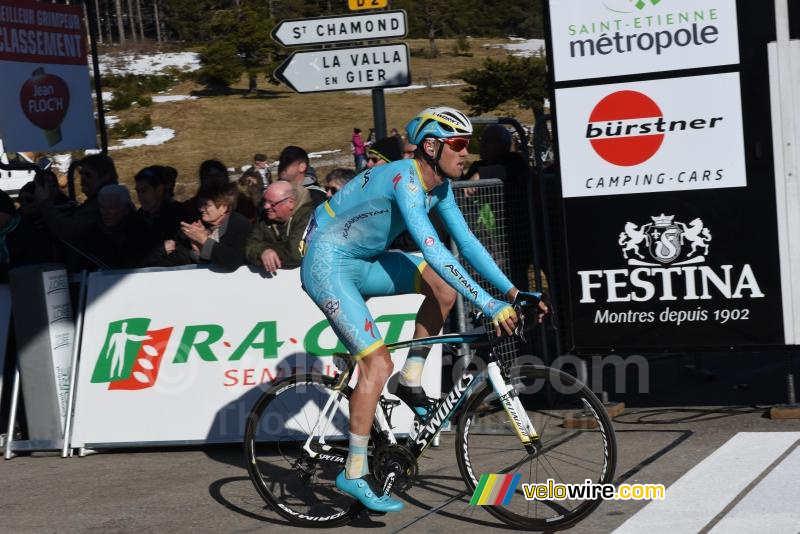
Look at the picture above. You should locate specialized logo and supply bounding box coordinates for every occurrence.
[364,319,376,338]
[619,213,711,266]
[392,173,402,190]
[587,90,723,167]
[91,319,174,390]
[469,474,522,505]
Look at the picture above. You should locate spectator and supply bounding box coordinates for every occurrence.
[6,173,67,269]
[180,183,251,271]
[84,184,136,269]
[351,128,367,171]
[464,124,528,184]
[0,190,19,282]
[402,142,416,160]
[390,127,404,147]
[277,145,326,206]
[242,153,272,188]
[37,153,117,249]
[245,180,314,272]
[323,168,356,198]
[238,172,264,213]
[366,136,403,168]
[130,165,193,267]
[182,159,257,223]
[366,127,376,147]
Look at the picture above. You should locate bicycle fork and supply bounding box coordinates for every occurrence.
[486,362,540,452]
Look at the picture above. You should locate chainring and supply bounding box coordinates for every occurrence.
[372,444,418,493]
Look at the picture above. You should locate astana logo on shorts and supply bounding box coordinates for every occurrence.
[91,318,174,390]
[618,213,711,267]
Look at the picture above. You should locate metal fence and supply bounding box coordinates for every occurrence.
[449,178,522,366]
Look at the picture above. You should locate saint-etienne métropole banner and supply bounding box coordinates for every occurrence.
[547,0,786,350]
[0,0,96,151]
[71,267,440,447]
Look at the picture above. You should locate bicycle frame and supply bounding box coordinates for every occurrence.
[301,330,541,468]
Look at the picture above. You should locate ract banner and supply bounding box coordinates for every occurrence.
[0,0,96,151]
[556,73,746,198]
[548,0,740,82]
[71,267,440,446]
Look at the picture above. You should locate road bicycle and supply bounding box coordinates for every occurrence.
[244,303,617,530]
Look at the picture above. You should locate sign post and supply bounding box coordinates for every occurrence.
[272,9,408,142]
[275,43,409,94]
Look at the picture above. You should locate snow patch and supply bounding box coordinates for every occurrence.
[151,95,198,103]
[99,52,201,76]
[308,149,341,159]
[484,38,546,57]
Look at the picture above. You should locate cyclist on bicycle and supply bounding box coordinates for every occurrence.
[300,106,547,512]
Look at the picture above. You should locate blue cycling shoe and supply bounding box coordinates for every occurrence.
[335,470,404,512]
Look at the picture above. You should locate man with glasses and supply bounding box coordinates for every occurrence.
[300,106,547,512]
[245,180,314,273]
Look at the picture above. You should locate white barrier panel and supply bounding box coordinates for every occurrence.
[71,266,440,447]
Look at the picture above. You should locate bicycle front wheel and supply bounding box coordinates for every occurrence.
[244,373,363,527]
[456,366,617,531]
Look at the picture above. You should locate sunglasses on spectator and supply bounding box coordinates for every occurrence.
[438,137,470,151]
[264,197,291,209]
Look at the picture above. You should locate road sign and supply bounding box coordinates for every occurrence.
[275,43,410,94]
[348,0,388,10]
[272,10,407,47]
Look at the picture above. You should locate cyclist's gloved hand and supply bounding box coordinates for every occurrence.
[512,290,549,323]
[484,299,517,337]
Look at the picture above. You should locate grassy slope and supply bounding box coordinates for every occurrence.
[105,38,534,200]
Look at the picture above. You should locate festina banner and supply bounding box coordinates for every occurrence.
[548,0,740,82]
[0,0,96,151]
[71,266,440,447]
[562,191,783,349]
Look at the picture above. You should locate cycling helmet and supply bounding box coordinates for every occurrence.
[405,107,473,145]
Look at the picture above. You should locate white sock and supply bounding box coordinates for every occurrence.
[345,432,369,479]
[398,346,432,387]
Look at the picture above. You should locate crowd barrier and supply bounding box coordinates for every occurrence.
[3,264,440,454]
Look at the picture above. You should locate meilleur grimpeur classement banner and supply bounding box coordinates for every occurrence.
[0,0,96,151]
[71,267,441,447]
[548,0,740,82]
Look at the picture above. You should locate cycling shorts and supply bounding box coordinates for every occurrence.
[301,238,427,360]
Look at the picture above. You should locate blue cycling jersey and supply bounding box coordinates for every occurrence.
[301,158,513,358]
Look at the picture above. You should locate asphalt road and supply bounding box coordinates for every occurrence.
[1,406,799,533]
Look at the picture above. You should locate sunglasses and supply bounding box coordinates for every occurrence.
[439,136,470,152]
[264,196,291,209]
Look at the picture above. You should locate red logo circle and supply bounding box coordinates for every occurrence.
[587,90,664,166]
[424,236,434,247]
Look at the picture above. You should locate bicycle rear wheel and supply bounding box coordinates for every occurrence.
[244,373,364,527]
[455,366,617,531]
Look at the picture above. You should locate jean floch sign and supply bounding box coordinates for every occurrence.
[556,73,746,198]
[548,0,740,82]
[0,0,96,151]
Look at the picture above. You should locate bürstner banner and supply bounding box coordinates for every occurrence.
[71,267,440,447]
[548,0,740,82]
[0,0,96,151]
[556,73,746,198]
